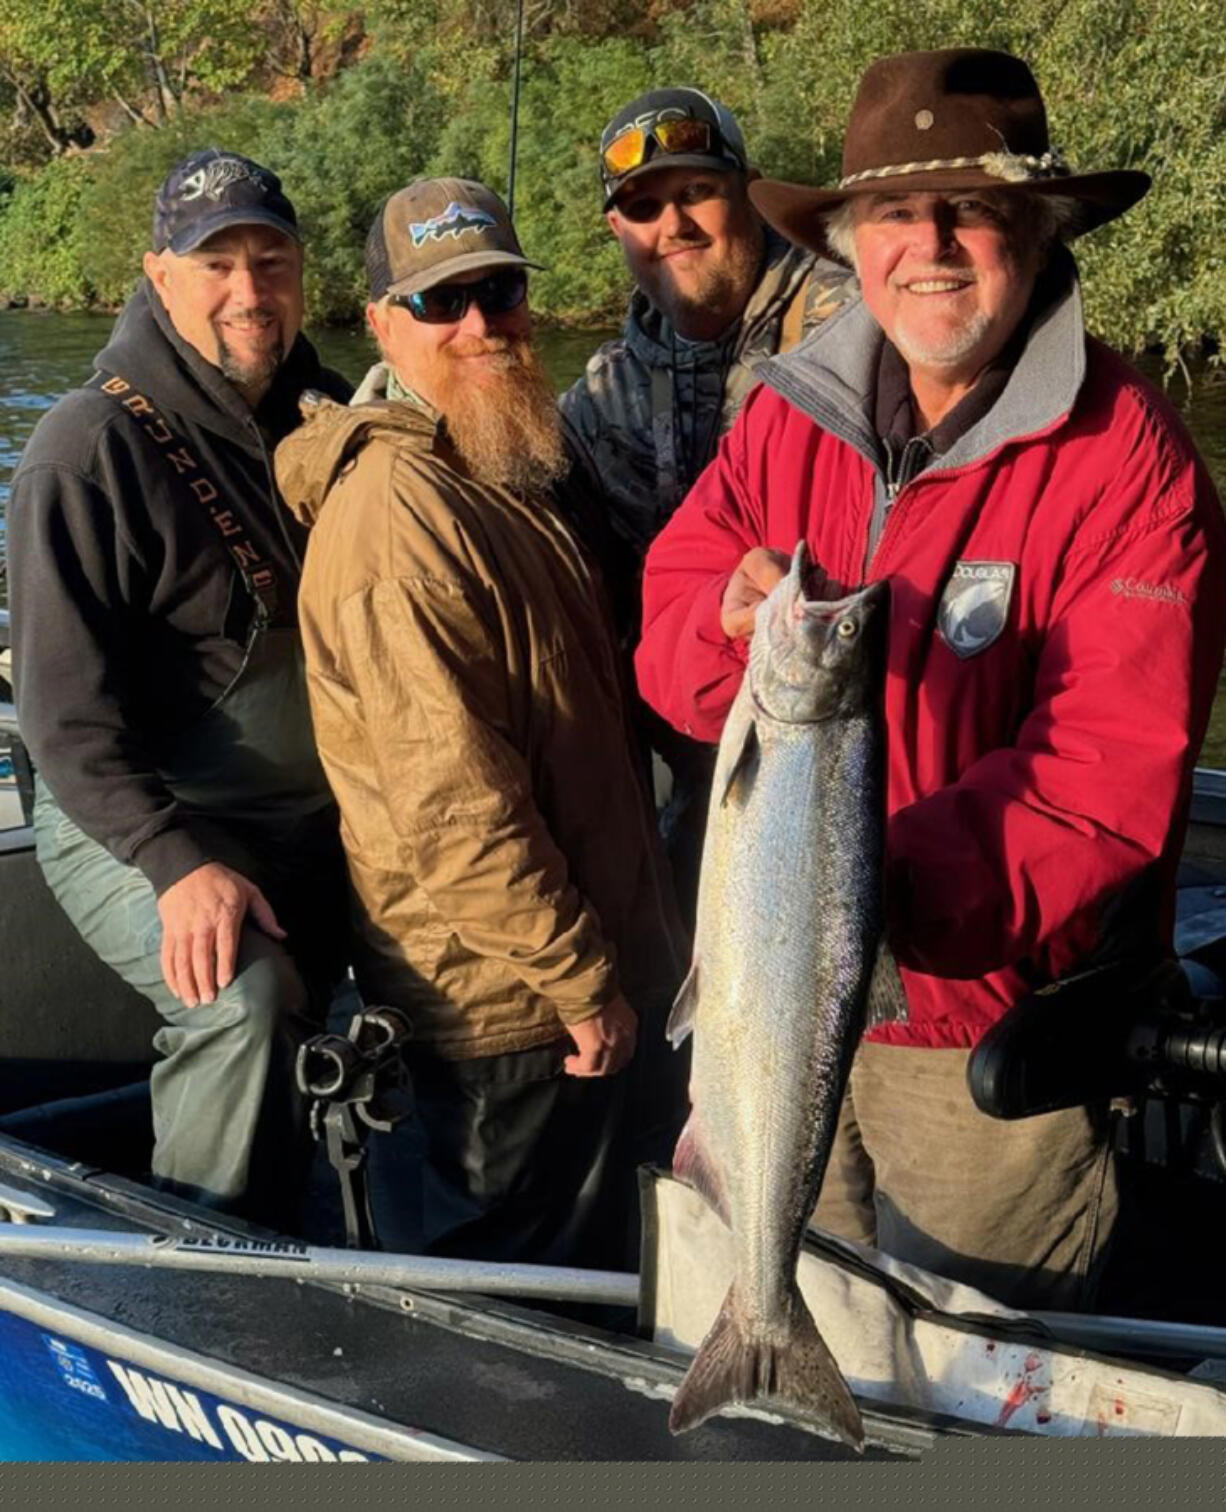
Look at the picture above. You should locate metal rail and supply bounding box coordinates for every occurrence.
[0,1223,642,1307]
[1034,1310,1226,1362]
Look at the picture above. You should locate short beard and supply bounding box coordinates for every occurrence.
[891,309,992,370]
[645,224,763,335]
[419,335,568,494]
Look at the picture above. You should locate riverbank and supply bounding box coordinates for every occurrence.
[2,4,1223,351]
[0,292,623,334]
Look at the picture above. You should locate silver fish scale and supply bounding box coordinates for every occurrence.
[667,551,890,1441]
[690,677,883,1329]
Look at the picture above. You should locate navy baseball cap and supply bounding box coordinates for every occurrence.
[599,87,749,209]
[152,148,299,255]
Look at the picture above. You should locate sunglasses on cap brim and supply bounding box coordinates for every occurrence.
[602,117,727,179]
[389,267,528,324]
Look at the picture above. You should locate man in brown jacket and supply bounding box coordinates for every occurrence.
[276,178,687,1270]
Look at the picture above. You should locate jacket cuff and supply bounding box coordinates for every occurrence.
[131,826,214,897]
[549,968,622,1026]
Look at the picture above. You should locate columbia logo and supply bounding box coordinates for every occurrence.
[1110,578,1188,607]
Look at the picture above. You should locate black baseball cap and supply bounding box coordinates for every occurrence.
[599,87,749,210]
[152,148,300,255]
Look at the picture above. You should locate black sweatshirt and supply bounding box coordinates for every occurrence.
[8,280,352,893]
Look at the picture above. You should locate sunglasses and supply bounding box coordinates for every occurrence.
[390,267,528,324]
[613,181,725,224]
[602,116,728,179]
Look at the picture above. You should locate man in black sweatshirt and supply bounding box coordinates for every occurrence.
[7,149,353,1229]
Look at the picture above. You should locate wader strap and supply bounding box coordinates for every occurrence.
[650,365,680,518]
[88,370,278,622]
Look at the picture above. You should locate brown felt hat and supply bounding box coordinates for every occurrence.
[750,49,1150,258]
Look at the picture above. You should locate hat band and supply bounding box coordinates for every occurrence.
[839,147,1070,189]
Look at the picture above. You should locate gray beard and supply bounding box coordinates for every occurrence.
[215,328,285,399]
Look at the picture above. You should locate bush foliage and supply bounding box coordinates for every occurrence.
[1,0,1222,358]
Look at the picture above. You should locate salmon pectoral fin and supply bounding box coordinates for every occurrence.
[668,1282,865,1451]
[719,702,760,808]
[671,1114,731,1225]
[666,961,699,1046]
[864,938,908,1029]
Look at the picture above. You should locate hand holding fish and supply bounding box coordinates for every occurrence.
[719,547,791,639]
[562,993,638,1077]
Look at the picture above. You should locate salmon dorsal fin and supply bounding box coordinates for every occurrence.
[666,961,699,1046]
[864,940,909,1029]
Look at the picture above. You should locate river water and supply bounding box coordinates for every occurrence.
[3,308,1225,763]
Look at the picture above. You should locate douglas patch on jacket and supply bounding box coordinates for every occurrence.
[937,561,1017,659]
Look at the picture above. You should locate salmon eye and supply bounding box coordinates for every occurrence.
[836,618,857,638]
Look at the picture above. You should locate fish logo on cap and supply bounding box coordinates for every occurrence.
[409,201,498,248]
[179,157,270,203]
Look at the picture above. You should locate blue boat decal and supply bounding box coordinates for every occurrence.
[0,1306,381,1462]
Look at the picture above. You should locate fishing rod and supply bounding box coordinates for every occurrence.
[507,0,525,219]
[0,1223,642,1307]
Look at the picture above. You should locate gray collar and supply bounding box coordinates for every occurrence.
[756,250,1088,476]
[351,359,436,418]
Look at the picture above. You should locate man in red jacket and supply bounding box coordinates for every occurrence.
[636,48,1226,1310]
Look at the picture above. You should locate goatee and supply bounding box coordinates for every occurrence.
[214,308,285,398]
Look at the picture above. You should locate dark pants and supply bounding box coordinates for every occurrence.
[381,1041,640,1273]
[34,780,347,1232]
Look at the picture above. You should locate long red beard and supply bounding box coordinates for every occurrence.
[420,335,567,493]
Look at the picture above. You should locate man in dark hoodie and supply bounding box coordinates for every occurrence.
[561,89,853,919]
[7,149,352,1230]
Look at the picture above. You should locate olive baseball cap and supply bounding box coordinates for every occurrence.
[153,148,299,255]
[365,177,544,300]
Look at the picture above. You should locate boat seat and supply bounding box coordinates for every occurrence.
[0,1079,152,1176]
[0,833,159,1114]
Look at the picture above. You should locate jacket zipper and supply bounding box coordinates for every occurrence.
[869,432,945,576]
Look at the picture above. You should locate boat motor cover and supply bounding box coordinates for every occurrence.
[641,1170,1226,1437]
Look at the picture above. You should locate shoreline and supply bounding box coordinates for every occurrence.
[0,297,622,335]
[1,298,1217,360]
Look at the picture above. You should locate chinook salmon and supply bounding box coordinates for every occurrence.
[666,542,904,1446]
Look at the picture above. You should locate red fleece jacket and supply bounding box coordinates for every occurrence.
[636,336,1226,1049]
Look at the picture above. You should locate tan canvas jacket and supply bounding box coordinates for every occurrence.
[276,380,687,1059]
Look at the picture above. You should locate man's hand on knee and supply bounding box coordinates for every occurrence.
[563,995,638,1078]
[157,862,286,1007]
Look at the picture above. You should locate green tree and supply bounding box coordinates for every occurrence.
[0,152,93,305]
[0,0,1222,356]
[264,53,449,321]
[104,0,261,122]
[0,0,105,157]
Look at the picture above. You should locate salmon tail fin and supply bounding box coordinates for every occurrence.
[668,1282,864,1451]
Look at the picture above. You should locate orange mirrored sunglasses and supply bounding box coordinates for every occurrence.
[601,118,714,178]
